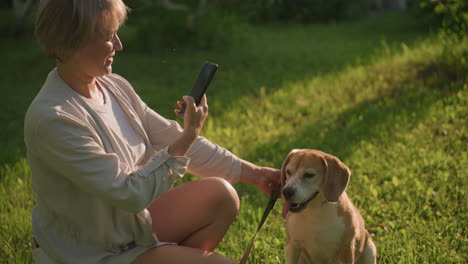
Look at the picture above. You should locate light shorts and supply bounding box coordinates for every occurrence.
[32,233,176,264]
[152,232,177,248]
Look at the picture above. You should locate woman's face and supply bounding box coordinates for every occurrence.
[66,28,123,78]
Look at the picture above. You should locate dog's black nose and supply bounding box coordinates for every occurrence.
[282,187,295,200]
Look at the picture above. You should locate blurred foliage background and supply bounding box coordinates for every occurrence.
[1,0,466,49]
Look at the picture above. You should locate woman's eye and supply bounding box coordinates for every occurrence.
[304,173,316,179]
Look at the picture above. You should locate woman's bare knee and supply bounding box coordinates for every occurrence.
[147,177,240,247]
[203,177,240,214]
[175,178,240,250]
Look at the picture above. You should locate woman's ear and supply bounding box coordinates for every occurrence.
[323,154,350,202]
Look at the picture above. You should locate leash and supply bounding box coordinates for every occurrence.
[239,187,280,264]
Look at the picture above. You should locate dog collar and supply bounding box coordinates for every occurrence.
[289,191,319,213]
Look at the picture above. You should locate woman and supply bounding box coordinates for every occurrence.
[25,0,280,263]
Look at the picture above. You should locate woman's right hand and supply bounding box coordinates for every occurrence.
[175,95,208,137]
[169,95,208,157]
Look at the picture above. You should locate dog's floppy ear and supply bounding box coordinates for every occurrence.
[322,154,350,202]
[281,149,299,189]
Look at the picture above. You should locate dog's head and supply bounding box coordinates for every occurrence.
[281,149,350,216]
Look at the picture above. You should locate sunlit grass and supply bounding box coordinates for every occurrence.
[1,12,466,263]
[213,35,467,263]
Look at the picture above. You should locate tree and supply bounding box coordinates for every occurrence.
[140,0,210,31]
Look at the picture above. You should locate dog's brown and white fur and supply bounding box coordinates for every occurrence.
[281,149,376,264]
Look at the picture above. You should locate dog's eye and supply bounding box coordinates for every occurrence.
[304,173,316,179]
[286,169,291,176]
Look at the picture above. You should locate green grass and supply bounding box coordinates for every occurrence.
[1,13,467,263]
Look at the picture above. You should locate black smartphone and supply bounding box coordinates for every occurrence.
[179,61,218,117]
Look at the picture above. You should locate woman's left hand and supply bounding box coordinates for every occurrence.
[256,167,282,198]
[240,160,282,198]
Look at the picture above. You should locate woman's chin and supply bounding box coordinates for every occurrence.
[102,65,113,75]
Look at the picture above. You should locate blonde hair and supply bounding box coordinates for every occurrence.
[35,0,129,61]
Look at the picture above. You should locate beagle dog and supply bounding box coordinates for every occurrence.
[281,149,377,264]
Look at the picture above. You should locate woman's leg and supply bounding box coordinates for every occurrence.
[134,177,239,263]
[133,245,235,264]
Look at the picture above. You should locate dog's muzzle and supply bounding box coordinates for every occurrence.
[282,190,319,218]
[288,191,319,212]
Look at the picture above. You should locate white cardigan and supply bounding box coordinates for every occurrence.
[24,69,241,263]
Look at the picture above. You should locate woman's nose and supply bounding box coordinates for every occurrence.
[113,34,123,51]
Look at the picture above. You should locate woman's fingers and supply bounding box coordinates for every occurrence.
[175,96,197,119]
[183,96,196,111]
[177,101,184,108]
[174,109,183,119]
[177,95,209,134]
[199,94,207,106]
[259,168,282,197]
[199,94,208,112]
[177,95,208,115]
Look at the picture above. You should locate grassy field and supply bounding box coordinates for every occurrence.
[1,13,467,263]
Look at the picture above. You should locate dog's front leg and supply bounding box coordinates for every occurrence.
[286,245,315,264]
[338,238,356,264]
[285,243,302,264]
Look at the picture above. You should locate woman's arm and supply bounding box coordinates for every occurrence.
[132,85,280,192]
[239,160,281,197]
[168,95,207,157]
[30,114,189,214]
